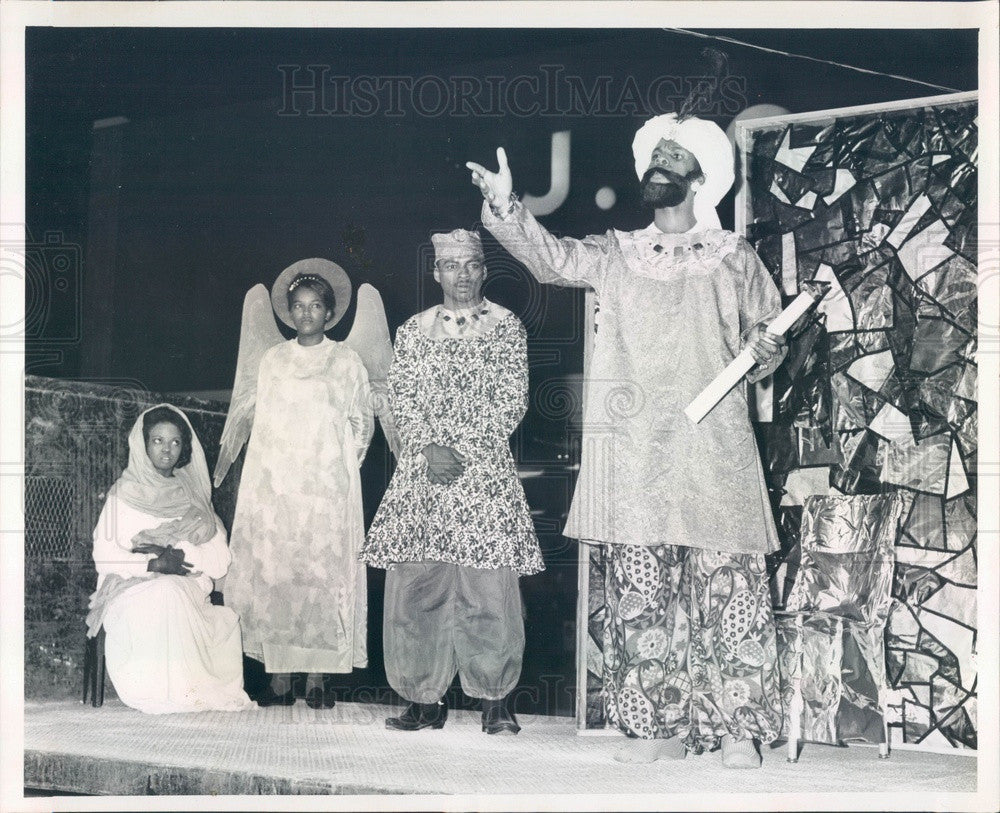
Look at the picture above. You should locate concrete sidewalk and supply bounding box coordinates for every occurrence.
[24,699,977,800]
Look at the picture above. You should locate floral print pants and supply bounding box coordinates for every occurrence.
[603,543,782,751]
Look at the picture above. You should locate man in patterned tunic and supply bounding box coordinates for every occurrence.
[467,114,786,767]
[365,229,544,736]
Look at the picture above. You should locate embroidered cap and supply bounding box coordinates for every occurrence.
[431,229,484,262]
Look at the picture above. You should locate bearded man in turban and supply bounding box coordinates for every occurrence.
[467,114,786,768]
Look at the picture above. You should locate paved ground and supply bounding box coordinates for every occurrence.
[23,699,979,805]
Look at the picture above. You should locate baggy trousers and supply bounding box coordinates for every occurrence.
[603,543,783,751]
[384,561,524,704]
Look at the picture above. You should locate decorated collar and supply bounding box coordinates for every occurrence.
[436,299,491,327]
[415,297,511,340]
[615,225,739,277]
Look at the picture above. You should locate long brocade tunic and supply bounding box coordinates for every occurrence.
[364,308,544,575]
[483,202,781,555]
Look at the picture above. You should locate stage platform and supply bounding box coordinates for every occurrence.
[24,699,976,799]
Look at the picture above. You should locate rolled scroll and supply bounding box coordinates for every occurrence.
[683,282,829,424]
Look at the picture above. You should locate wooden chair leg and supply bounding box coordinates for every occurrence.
[94,628,106,707]
[82,629,106,707]
[82,634,95,704]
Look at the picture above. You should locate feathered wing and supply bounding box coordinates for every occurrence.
[343,283,401,459]
[213,284,285,487]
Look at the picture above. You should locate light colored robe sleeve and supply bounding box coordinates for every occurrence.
[737,237,788,383]
[481,200,614,293]
[346,356,375,464]
[94,498,229,586]
[175,519,230,581]
[92,500,155,580]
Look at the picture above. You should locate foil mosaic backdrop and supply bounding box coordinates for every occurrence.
[744,95,978,751]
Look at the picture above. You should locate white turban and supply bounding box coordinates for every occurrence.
[632,113,735,230]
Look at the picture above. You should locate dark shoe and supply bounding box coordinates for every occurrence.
[305,685,336,709]
[482,699,520,735]
[385,701,447,731]
[256,685,295,707]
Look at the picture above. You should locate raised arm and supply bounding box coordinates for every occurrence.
[467,148,614,291]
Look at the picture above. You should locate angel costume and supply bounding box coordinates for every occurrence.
[480,114,785,753]
[87,404,251,714]
[224,337,374,674]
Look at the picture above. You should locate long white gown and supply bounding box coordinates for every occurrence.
[92,500,253,714]
[224,338,374,674]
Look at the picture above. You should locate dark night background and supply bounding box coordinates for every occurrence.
[25,27,977,712]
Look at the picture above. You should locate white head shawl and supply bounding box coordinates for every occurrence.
[632,113,735,231]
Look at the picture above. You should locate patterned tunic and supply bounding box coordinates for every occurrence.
[364,311,544,575]
[483,201,782,555]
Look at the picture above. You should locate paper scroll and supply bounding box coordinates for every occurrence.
[684,283,829,424]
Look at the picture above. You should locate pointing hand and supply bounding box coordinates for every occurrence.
[466,147,514,205]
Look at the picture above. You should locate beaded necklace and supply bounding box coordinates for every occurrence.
[436,301,490,327]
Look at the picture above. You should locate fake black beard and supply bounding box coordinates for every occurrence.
[640,168,690,208]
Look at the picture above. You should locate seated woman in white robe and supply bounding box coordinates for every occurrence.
[86,404,252,714]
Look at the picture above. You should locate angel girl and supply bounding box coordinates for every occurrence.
[216,258,396,708]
